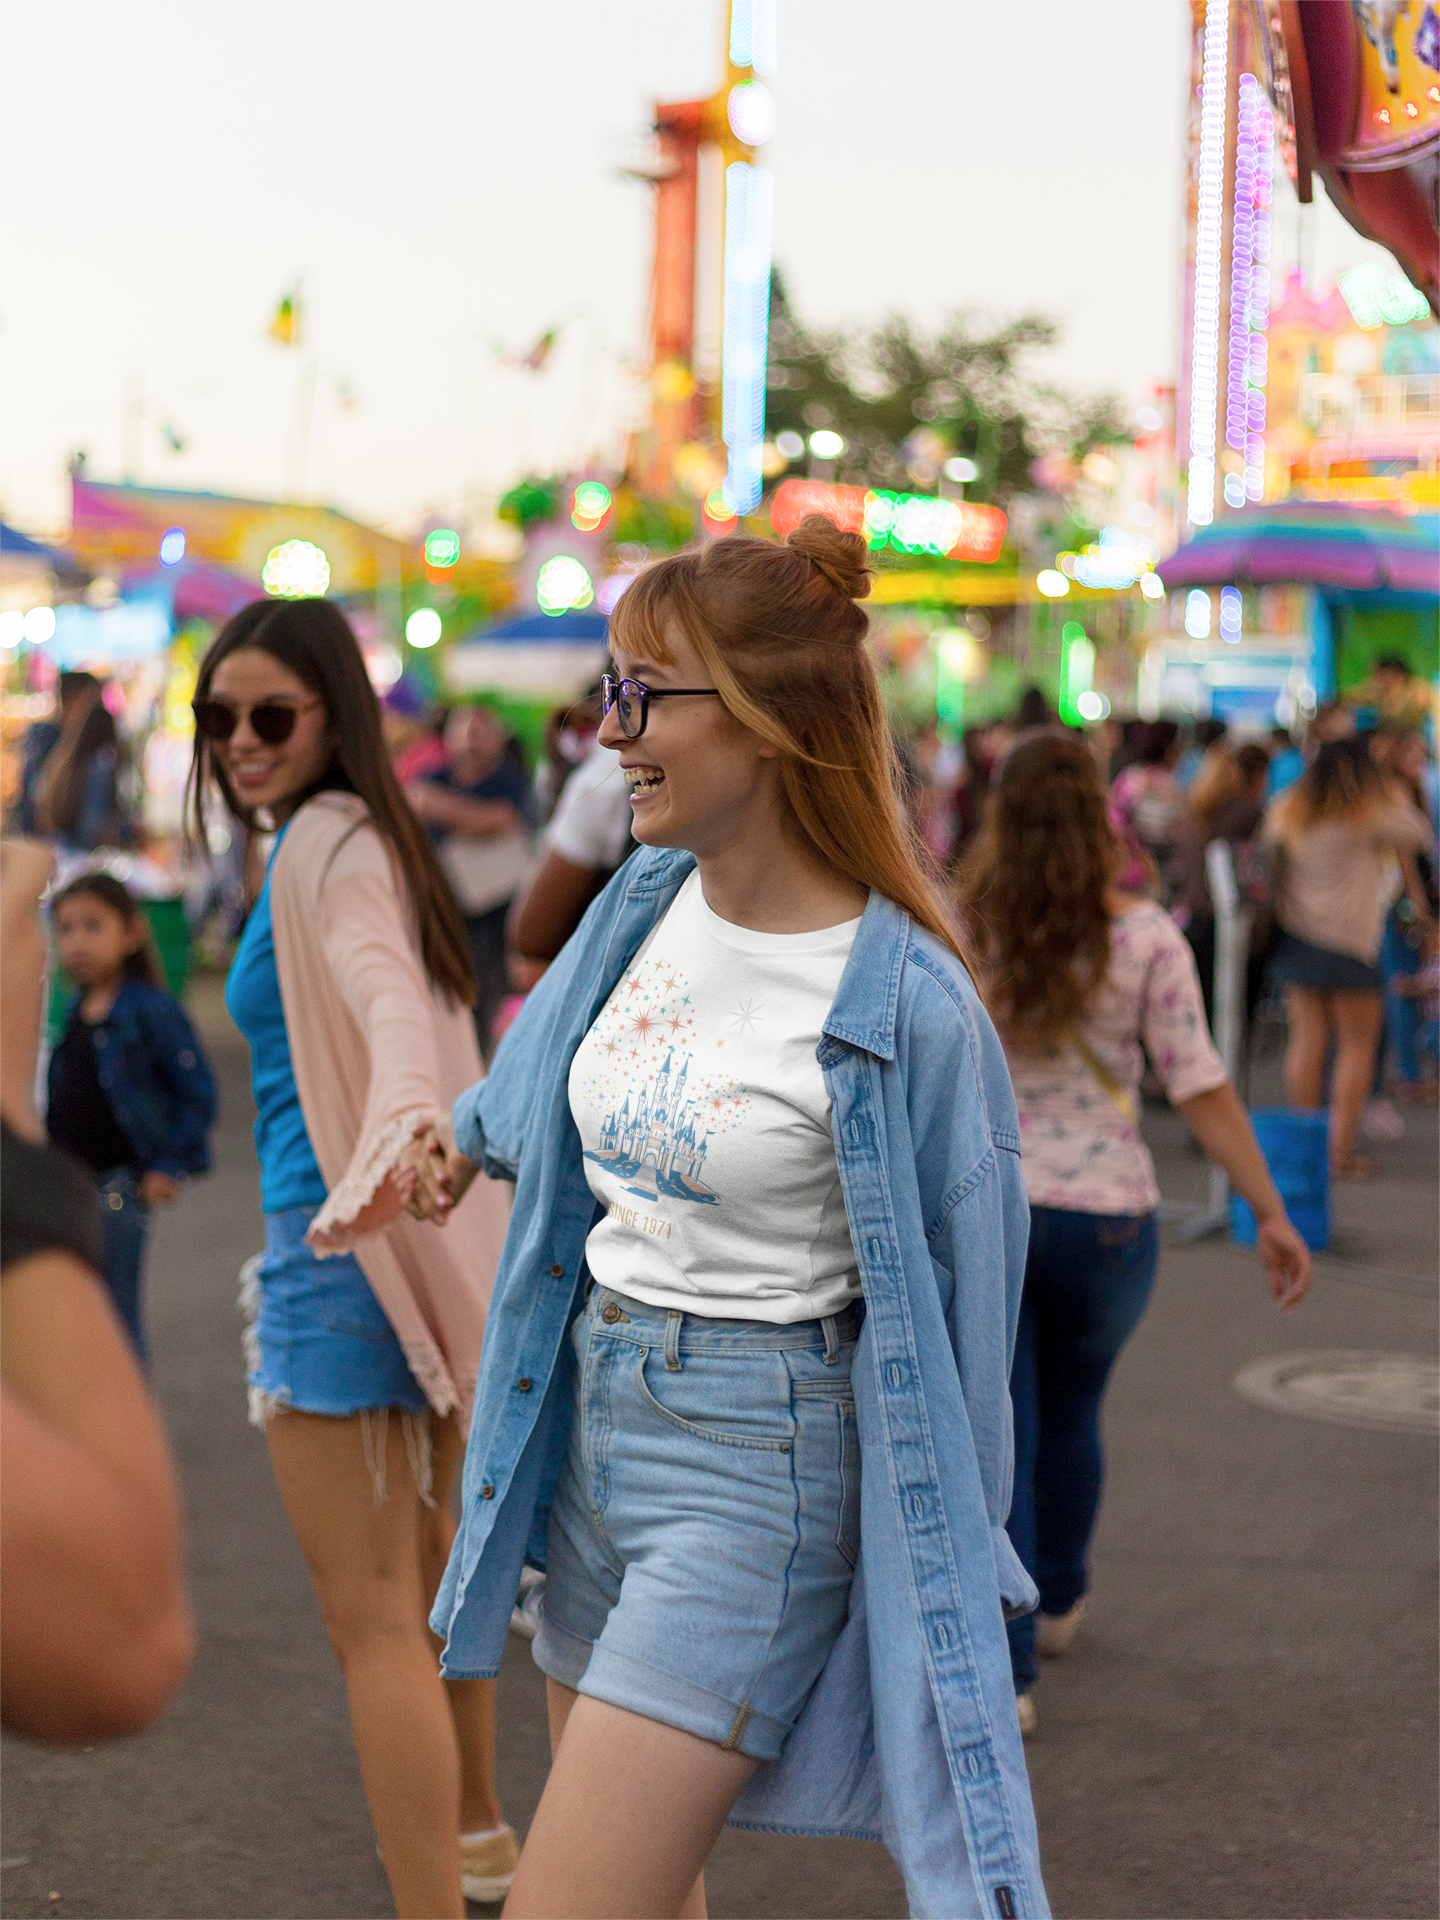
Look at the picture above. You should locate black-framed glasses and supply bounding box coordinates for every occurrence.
[600,674,721,740]
[192,697,322,746]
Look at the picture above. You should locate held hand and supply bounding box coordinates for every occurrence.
[1255,1212,1312,1311]
[139,1171,181,1207]
[396,1115,480,1225]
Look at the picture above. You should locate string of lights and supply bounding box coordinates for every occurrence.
[1186,0,1230,529]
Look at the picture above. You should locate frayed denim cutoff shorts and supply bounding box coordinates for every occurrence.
[242,1205,429,1420]
[532,1284,862,1762]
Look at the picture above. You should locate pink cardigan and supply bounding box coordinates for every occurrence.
[269,793,510,1420]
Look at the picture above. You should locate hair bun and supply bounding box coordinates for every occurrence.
[785,514,872,602]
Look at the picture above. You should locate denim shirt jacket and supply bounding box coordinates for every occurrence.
[56,979,217,1178]
[432,849,1049,1920]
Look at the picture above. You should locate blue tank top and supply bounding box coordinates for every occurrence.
[225,833,328,1215]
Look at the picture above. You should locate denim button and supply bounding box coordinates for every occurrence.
[550,1263,565,1278]
[480,1484,495,1499]
[517,1377,533,1392]
[601,1302,622,1323]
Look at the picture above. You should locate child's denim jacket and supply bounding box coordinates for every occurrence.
[55,979,216,1178]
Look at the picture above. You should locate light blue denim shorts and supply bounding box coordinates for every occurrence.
[532,1284,861,1762]
[243,1205,429,1420]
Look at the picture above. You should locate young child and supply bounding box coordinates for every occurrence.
[46,874,217,1358]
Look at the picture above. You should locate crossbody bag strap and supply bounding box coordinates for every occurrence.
[1070,1030,1140,1125]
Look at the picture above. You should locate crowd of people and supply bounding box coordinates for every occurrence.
[1,551,1433,1917]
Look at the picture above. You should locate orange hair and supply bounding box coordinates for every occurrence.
[610,516,965,963]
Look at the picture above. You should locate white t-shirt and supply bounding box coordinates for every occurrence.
[569,870,862,1322]
[547,743,633,871]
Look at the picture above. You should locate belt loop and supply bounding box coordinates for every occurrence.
[821,1313,840,1365]
[664,1310,683,1372]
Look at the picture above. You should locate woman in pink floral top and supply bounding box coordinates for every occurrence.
[960,731,1310,1736]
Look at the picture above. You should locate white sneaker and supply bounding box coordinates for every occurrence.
[509,1567,544,1640]
[1036,1597,1086,1658]
[1361,1097,1405,1142]
[461,1824,520,1904]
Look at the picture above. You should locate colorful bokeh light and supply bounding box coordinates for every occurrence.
[262,540,330,598]
[536,555,594,615]
[424,528,461,568]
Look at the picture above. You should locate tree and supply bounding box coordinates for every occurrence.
[764,270,1130,505]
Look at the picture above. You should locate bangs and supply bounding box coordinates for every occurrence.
[608,558,689,668]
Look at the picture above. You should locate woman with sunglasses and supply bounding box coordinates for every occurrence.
[188,598,517,1918]
[403,518,1048,1919]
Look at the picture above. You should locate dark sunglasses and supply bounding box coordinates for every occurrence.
[600,674,721,740]
[192,697,322,745]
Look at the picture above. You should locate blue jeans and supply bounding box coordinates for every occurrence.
[1005,1206,1159,1692]
[1379,912,1425,1086]
[98,1169,149,1361]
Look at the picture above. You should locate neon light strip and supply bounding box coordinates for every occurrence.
[1187,0,1229,529]
[721,162,774,517]
[1225,72,1273,505]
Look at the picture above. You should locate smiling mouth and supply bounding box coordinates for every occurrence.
[623,766,666,797]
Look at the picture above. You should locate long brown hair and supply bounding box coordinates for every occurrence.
[50,872,162,988]
[957,729,1119,1050]
[1269,734,1388,841]
[611,515,964,962]
[186,597,475,1006]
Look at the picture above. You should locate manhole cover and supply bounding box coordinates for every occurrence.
[1233,1351,1439,1435]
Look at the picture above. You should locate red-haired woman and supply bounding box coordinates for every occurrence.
[960,731,1310,1733]
[406,521,1048,1918]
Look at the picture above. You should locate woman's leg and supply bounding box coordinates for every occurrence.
[503,1677,752,1920]
[266,1408,464,1920]
[1282,985,1331,1110]
[1029,1212,1159,1617]
[1330,990,1386,1169]
[423,1412,504,1833]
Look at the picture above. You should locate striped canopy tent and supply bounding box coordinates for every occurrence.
[1158,504,1439,595]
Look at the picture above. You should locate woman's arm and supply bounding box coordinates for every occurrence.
[405,782,522,839]
[1,1250,194,1742]
[1174,1083,1310,1308]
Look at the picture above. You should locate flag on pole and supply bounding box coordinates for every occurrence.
[268,286,303,347]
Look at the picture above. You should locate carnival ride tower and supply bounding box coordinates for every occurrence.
[630,0,776,514]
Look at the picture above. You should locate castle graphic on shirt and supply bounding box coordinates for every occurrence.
[578,952,753,1209]
[585,1045,720,1205]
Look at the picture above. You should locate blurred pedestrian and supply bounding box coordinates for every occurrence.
[46,874,216,1361]
[1265,723,1305,799]
[1174,716,1227,791]
[407,703,535,1059]
[189,598,516,1918]
[33,685,130,852]
[1345,653,1431,731]
[404,519,1047,1920]
[1174,741,1273,1033]
[1263,736,1433,1177]
[1108,718,1184,898]
[535,686,603,818]
[508,735,632,971]
[959,731,1310,1734]
[1366,727,1437,1108]
[13,670,98,834]
[1,838,194,1744]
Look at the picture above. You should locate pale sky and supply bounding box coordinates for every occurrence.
[0,0,1402,541]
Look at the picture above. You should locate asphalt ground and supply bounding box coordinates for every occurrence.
[3,980,1435,1920]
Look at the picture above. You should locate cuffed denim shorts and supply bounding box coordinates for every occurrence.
[532,1285,862,1762]
[243,1205,429,1419]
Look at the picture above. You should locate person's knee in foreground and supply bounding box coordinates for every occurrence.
[188,599,515,1918]
[0,838,194,1744]
[958,733,1311,1733]
[403,518,1051,1920]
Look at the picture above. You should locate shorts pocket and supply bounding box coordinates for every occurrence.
[633,1345,793,1452]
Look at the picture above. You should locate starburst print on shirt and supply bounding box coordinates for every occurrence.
[729,996,761,1035]
[578,953,750,1208]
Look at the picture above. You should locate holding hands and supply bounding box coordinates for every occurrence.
[397,1112,480,1224]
